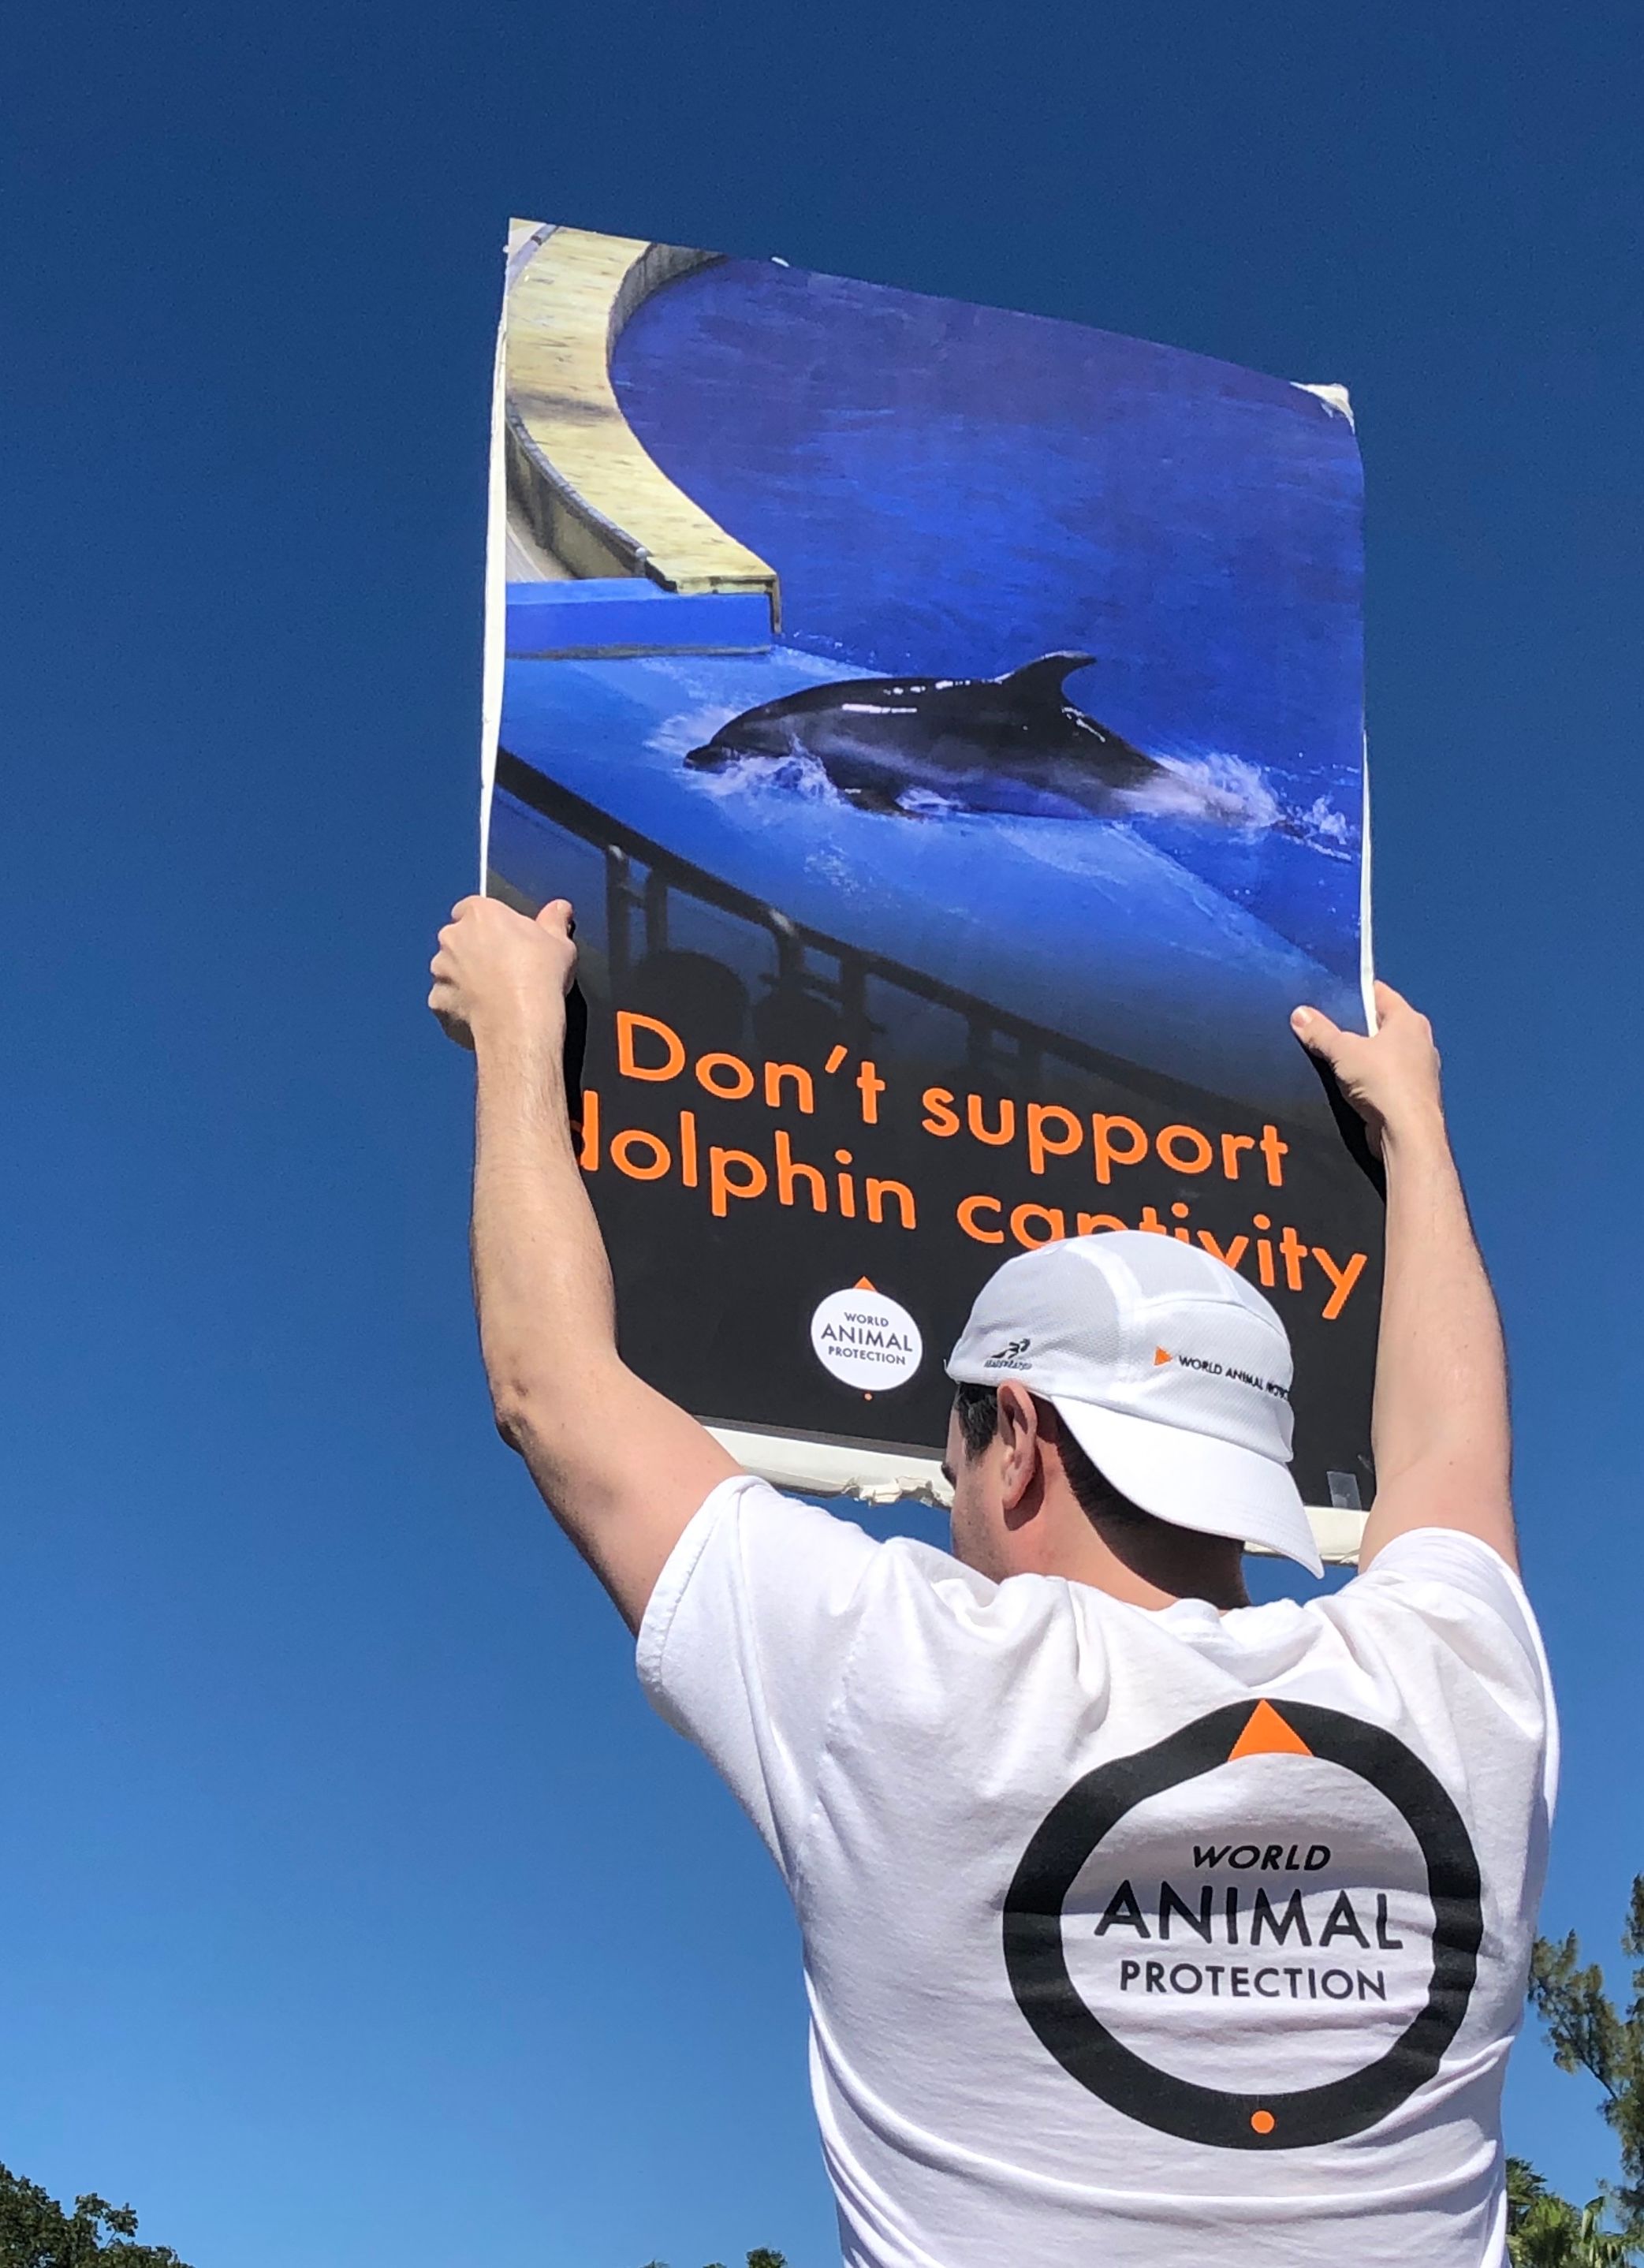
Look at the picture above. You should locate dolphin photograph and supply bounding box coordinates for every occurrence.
[488,233,1366,1070]
[488,226,1368,1099]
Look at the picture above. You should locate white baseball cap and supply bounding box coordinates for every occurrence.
[945,1230,1322,1576]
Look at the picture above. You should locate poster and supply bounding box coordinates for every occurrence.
[482,221,1381,1557]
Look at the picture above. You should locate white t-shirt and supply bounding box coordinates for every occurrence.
[639,1477,1556,2268]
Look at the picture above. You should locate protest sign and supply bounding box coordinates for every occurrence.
[483,221,1380,1552]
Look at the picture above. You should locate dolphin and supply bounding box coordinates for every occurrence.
[684,653,1173,820]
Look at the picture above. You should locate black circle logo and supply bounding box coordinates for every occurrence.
[1001,1700,1482,2150]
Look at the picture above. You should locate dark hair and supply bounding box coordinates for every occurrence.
[952,1381,1150,1527]
[953,1380,1004,1460]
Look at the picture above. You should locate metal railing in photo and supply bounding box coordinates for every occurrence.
[493,748,1226,1114]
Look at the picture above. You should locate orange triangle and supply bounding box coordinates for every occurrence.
[1228,1700,1313,1761]
[1154,1345,1172,1366]
[854,1276,875,1291]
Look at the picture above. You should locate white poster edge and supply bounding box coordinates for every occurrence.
[478,241,509,890]
[706,1429,1366,1564]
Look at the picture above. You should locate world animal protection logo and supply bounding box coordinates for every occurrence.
[1001,1701,1482,2149]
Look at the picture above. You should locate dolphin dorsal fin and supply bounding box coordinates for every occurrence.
[997,651,1097,699]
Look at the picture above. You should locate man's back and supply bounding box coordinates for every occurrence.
[643,1479,1556,2268]
[432,905,1549,2266]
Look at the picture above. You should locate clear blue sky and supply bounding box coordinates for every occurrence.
[2,5,1639,2262]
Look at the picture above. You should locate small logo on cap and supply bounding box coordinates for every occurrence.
[1158,1347,1291,1400]
[983,1335,1033,1371]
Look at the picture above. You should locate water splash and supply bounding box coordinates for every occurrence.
[1299,794,1352,849]
[1139,751,1281,831]
[685,748,853,810]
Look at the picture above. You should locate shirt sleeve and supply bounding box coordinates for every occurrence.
[636,1474,883,1883]
[1342,1528,1560,1814]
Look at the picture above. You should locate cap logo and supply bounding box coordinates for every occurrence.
[983,1335,1033,1371]
[1157,1348,1290,1401]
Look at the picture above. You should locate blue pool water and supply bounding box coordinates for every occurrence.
[610,259,1365,985]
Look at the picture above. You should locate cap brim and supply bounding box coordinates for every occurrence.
[1051,1396,1325,1579]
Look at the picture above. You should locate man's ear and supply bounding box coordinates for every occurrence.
[994,1382,1044,1516]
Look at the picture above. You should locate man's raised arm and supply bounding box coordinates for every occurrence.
[1292,983,1516,1572]
[430,895,740,1628]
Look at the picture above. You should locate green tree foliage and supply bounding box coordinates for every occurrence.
[0,2164,191,2268]
[1530,1875,1644,2247]
[644,2251,785,2268]
[1508,2158,1634,2267]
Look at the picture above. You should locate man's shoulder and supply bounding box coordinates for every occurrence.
[1336,1528,1541,1654]
[654,1476,994,1645]
[1313,1530,1555,1759]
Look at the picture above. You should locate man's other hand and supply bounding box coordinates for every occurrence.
[1295,983,1512,1570]
[1290,982,1445,1158]
[429,896,576,1054]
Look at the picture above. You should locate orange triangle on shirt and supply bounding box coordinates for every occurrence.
[1228,1700,1313,1761]
[854,1276,875,1291]
[1154,1345,1172,1366]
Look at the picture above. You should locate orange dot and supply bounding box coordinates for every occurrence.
[1250,2109,1275,2135]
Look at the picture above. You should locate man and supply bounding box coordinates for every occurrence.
[431,893,1554,2268]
